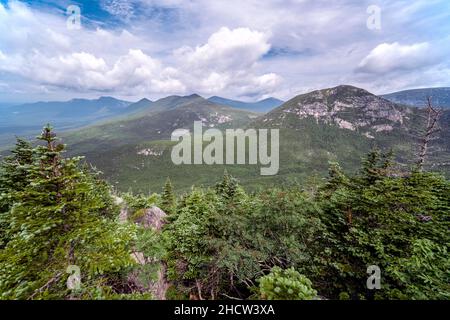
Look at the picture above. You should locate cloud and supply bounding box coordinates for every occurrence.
[0,2,281,98]
[174,27,271,72]
[0,0,449,102]
[357,42,433,74]
[172,27,280,97]
[0,49,186,94]
[100,0,135,20]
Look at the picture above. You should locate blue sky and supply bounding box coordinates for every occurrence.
[0,0,449,103]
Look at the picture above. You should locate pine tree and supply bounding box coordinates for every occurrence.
[360,147,381,184]
[0,138,34,249]
[321,162,349,194]
[317,151,450,299]
[0,138,33,190]
[258,267,317,300]
[215,170,238,200]
[161,177,175,215]
[0,125,136,299]
[359,148,395,185]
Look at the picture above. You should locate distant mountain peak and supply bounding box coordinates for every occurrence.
[382,87,450,108]
[332,84,364,90]
[136,98,152,103]
[186,93,203,99]
[309,85,374,98]
[98,96,118,101]
[260,97,283,103]
[207,96,283,112]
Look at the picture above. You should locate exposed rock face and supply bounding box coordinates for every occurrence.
[119,204,169,299]
[133,206,167,230]
[137,148,164,156]
[118,205,167,230]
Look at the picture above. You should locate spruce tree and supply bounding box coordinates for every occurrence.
[215,170,238,200]
[0,138,34,249]
[321,162,349,194]
[161,177,175,215]
[0,125,136,299]
[317,150,450,299]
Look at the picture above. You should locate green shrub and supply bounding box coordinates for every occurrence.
[257,267,317,300]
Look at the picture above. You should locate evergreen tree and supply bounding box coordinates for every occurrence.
[320,162,349,195]
[0,138,34,249]
[161,177,175,215]
[0,126,136,299]
[359,148,395,185]
[215,170,238,200]
[164,188,217,299]
[257,267,317,300]
[317,150,450,299]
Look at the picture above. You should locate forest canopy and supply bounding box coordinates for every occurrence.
[0,127,448,300]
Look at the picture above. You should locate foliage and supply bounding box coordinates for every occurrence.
[316,149,450,299]
[161,177,176,215]
[164,189,216,283]
[126,227,167,294]
[1,126,449,301]
[122,192,160,222]
[0,126,138,299]
[387,239,449,300]
[0,138,34,248]
[122,192,160,211]
[215,170,239,200]
[163,175,325,300]
[257,267,317,300]
[161,149,449,300]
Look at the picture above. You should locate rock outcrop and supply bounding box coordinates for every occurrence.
[119,202,169,300]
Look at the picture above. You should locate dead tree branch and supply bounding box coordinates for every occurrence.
[416,97,443,171]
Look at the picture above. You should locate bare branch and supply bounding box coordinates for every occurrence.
[416,97,443,171]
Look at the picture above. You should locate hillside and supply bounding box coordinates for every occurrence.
[382,87,450,108]
[255,85,450,164]
[65,94,257,148]
[59,85,450,193]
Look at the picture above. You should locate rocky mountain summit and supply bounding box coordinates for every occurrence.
[259,85,414,138]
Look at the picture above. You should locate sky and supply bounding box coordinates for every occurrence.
[0,0,449,103]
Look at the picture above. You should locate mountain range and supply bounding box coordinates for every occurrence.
[0,96,135,146]
[0,95,282,147]
[382,87,450,108]
[1,86,449,192]
[62,86,450,192]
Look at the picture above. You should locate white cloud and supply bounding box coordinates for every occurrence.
[175,27,271,71]
[1,49,191,94]
[172,27,279,97]
[357,42,432,74]
[0,0,449,102]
